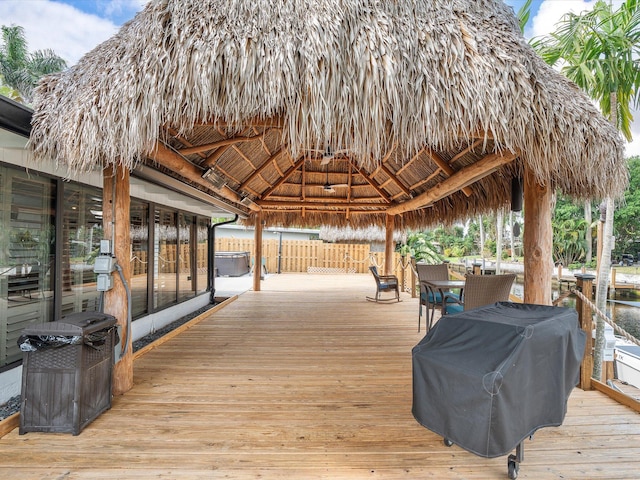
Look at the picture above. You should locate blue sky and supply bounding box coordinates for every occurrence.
[51,0,145,25]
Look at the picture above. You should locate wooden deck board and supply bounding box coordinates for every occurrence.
[1,273,640,479]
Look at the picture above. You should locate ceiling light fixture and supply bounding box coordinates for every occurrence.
[240,196,257,208]
[201,168,227,189]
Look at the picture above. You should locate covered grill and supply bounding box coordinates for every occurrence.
[412,302,586,478]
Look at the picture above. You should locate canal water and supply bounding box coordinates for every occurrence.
[511,281,640,340]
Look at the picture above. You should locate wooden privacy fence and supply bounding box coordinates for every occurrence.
[137,239,417,292]
[214,238,411,282]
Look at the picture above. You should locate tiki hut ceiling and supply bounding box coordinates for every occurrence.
[29,0,626,229]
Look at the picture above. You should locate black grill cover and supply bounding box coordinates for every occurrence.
[412,302,586,458]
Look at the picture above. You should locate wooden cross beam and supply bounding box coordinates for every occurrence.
[379,164,411,197]
[350,162,392,203]
[386,152,517,215]
[260,157,306,199]
[426,148,473,197]
[257,200,386,209]
[239,146,285,190]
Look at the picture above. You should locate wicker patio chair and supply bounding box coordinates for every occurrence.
[416,263,459,332]
[367,266,400,303]
[444,273,516,315]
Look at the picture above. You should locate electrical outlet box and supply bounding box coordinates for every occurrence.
[94,256,116,274]
[100,239,111,255]
[96,273,114,292]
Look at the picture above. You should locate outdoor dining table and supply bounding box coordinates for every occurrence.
[421,279,465,321]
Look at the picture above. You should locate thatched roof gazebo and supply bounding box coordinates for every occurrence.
[29,0,626,393]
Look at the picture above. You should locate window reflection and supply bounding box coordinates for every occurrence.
[197,218,210,293]
[61,184,102,315]
[178,213,195,302]
[130,200,149,318]
[154,208,177,309]
[0,168,55,366]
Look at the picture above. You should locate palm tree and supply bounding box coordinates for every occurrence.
[533,0,640,380]
[552,217,587,267]
[0,25,67,104]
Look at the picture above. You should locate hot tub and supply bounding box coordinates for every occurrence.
[214,251,250,277]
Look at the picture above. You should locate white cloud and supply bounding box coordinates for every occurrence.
[0,0,120,66]
[100,0,148,23]
[627,108,640,158]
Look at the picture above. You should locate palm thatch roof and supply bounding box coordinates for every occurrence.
[319,225,405,243]
[29,0,626,229]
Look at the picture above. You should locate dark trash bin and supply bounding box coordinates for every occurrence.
[18,312,117,435]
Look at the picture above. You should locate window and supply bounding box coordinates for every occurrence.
[60,184,102,315]
[197,217,210,293]
[178,213,195,301]
[154,208,177,309]
[130,199,149,318]
[0,166,55,367]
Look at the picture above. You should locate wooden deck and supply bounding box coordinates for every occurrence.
[1,274,640,479]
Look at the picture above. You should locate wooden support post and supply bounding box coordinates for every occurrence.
[253,211,263,292]
[523,169,553,305]
[575,274,595,390]
[604,359,615,384]
[103,163,133,395]
[597,220,603,278]
[384,215,395,276]
[557,264,563,282]
[411,256,417,298]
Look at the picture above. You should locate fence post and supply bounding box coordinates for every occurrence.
[575,273,595,390]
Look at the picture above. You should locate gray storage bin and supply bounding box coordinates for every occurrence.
[18,312,117,435]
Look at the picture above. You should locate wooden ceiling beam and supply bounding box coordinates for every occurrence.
[426,148,472,197]
[379,164,411,197]
[302,160,306,202]
[165,127,208,160]
[395,147,425,176]
[202,144,232,168]
[263,196,387,204]
[213,164,241,185]
[202,126,255,168]
[261,207,388,215]
[350,162,392,203]
[258,200,386,208]
[410,169,442,190]
[386,151,517,215]
[146,142,260,211]
[232,144,259,170]
[260,157,305,199]
[450,139,483,165]
[239,146,284,190]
